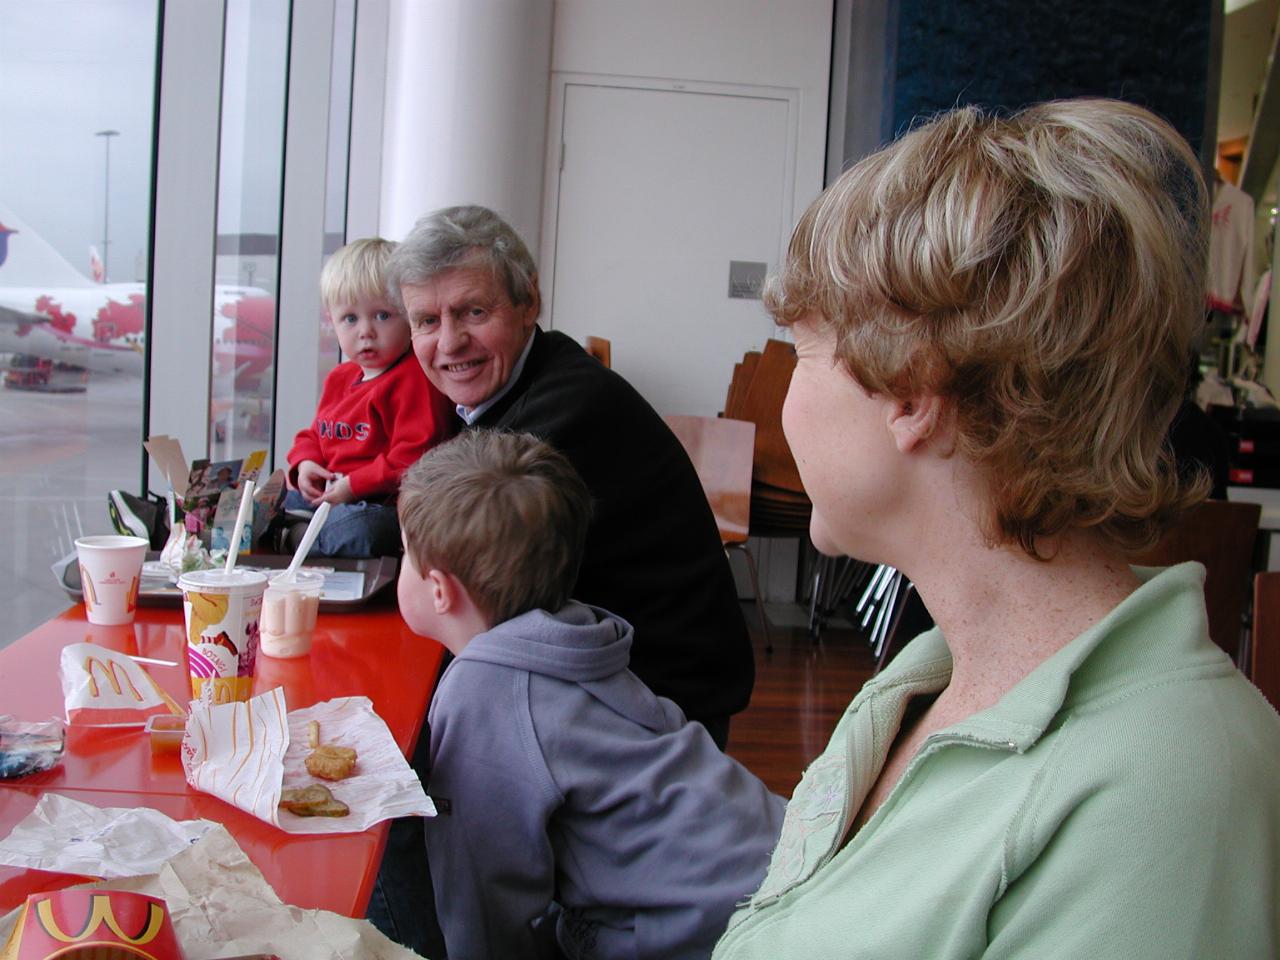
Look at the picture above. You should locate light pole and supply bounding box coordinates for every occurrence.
[94,129,119,281]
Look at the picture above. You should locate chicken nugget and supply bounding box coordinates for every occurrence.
[305,743,358,780]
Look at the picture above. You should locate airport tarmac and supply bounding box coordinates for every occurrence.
[0,375,146,647]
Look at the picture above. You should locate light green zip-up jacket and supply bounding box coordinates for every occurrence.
[714,562,1280,959]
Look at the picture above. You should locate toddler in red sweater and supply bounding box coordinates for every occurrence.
[284,238,454,557]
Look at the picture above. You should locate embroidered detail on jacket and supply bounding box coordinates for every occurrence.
[751,751,846,904]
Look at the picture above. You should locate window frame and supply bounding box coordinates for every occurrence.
[147,0,388,486]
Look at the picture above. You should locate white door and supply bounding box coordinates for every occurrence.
[547,81,792,416]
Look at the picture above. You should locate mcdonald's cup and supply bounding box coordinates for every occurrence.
[178,569,268,705]
[0,889,184,959]
[74,535,148,625]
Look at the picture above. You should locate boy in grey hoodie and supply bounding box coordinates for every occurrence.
[397,430,785,960]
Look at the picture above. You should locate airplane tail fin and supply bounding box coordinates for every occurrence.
[89,245,105,283]
[0,200,94,289]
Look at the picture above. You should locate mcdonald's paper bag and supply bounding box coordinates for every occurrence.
[59,643,185,727]
[0,889,185,960]
[182,689,433,834]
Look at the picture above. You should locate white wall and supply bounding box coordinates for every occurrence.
[547,1,832,603]
[379,0,830,273]
[379,0,553,244]
[549,0,831,221]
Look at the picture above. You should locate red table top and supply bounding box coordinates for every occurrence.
[0,596,444,917]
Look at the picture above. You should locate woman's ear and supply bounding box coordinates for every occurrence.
[886,395,945,453]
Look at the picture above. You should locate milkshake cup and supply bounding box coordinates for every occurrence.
[260,570,324,658]
[75,535,148,625]
[178,569,268,703]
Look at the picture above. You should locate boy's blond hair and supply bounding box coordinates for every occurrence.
[320,237,398,310]
[398,431,593,625]
[766,98,1209,558]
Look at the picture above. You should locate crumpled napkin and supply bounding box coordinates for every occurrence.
[0,793,217,878]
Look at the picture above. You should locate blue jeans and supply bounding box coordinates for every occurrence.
[282,489,402,558]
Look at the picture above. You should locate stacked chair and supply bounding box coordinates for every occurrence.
[723,340,812,537]
[1252,571,1280,710]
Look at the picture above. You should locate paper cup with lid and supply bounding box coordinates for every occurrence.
[75,534,148,625]
[260,569,325,659]
[178,568,268,703]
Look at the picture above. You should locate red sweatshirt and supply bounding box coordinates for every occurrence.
[287,351,455,500]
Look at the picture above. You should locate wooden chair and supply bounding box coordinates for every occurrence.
[1251,572,1280,710]
[723,351,760,420]
[1133,498,1262,662]
[664,414,772,651]
[736,339,803,493]
[584,336,612,368]
[717,342,816,641]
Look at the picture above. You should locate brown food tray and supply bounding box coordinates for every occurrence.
[58,552,398,610]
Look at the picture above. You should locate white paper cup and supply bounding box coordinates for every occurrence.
[178,569,268,703]
[75,535,148,625]
[260,570,325,659]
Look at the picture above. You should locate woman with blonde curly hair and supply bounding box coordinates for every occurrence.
[713,99,1280,959]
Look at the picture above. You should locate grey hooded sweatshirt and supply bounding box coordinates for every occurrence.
[422,602,785,960]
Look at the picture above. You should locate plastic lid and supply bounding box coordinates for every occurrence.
[177,568,268,591]
[267,569,327,590]
[75,534,148,550]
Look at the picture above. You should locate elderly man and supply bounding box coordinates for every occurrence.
[369,205,754,955]
[388,204,753,734]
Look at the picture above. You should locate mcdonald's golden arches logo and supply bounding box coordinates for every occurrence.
[1,889,184,960]
[83,655,145,702]
[35,894,164,944]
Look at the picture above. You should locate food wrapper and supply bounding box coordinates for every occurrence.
[0,889,185,960]
[0,794,217,878]
[0,796,424,959]
[59,644,186,727]
[181,689,434,834]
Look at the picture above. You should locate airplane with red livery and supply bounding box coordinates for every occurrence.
[0,200,276,390]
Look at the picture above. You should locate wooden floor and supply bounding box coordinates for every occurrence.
[726,602,877,796]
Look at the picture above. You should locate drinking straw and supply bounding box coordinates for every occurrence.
[223,479,256,575]
[280,501,331,582]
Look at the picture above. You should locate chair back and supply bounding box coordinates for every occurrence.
[1252,572,1280,710]
[584,335,612,368]
[736,339,803,493]
[664,414,755,544]
[1133,499,1261,660]
[724,351,760,419]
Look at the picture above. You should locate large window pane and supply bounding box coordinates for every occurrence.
[0,0,158,644]
[211,0,289,463]
[318,0,356,391]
